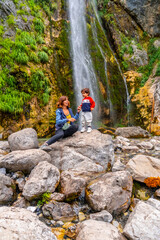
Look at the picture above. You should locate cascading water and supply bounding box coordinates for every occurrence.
[90,0,131,123]
[67,0,100,124]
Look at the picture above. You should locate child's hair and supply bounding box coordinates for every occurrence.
[56,96,70,108]
[81,88,90,95]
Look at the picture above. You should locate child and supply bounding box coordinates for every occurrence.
[80,88,95,133]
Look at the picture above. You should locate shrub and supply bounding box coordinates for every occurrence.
[29,52,39,63]
[34,18,44,33]
[38,51,48,63]
[7,15,15,26]
[36,35,45,44]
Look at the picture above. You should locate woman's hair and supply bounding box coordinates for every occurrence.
[81,88,90,95]
[56,96,70,108]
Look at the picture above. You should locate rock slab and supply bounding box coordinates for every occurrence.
[0,149,51,173]
[76,219,126,240]
[86,171,133,214]
[0,173,15,205]
[0,207,57,240]
[49,130,114,172]
[123,201,160,240]
[115,126,150,138]
[8,128,39,151]
[23,161,60,200]
[126,154,160,182]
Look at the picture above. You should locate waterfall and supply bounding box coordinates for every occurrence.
[67,0,130,126]
[90,0,131,123]
[67,0,100,124]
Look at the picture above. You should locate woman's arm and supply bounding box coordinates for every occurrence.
[56,109,68,126]
[69,108,79,120]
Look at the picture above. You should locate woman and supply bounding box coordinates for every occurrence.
[40,96,80,150]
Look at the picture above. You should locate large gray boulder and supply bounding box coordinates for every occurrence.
[8,128,39,151]
[123,201,160,240]
[115,126,150,138]
[23,161,60,201]
[86,171,133,214]
[0,149,51,173]
[49,130,114,171]
[0,173,15,205]
[76,219,127,240]
[0,207,57,240]
[126,154,160,182]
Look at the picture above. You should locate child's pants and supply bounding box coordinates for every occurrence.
[81,111,92,128]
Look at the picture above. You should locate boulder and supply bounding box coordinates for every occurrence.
[49,130,114,171]
[115,126,150,138]
[8,128,39,151]
[123,201,160,240]
[0,207,57,240]
[0,173,15,205]
[86,171,133,214]
[23,161,60,201]
[137,141,154,150]
[50,192,65,202]
[0,149,51,173]
[76,219,127,240]
[0,141,10,151]
[130,43,148,67]
[90,210,113,223]
[42,201,76,222]
[126,154,160,182]
[60,170,87,201]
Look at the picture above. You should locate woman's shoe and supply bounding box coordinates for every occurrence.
[40,143,52,152]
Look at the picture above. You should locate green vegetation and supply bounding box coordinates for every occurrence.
[38,51,49,63]
[37,192,51,206]
[6,15,15,27]
[138,38,160,87]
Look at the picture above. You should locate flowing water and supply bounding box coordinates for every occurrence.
[90,0,131,123]
[67,0,100,124]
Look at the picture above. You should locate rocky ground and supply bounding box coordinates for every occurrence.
[0,127,160,240]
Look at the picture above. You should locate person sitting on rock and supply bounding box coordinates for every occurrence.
[40,96,81,150]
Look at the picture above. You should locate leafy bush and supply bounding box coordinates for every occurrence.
[34,18,44,33]
[36,35,45,44]
[29,52,39,63]
[7,15,15,26]
[38,51,48,63]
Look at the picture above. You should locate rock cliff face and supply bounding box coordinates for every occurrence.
[97,0,160,134]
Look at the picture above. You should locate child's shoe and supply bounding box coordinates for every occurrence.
[87,127,92,133]
[81,127,86,133]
